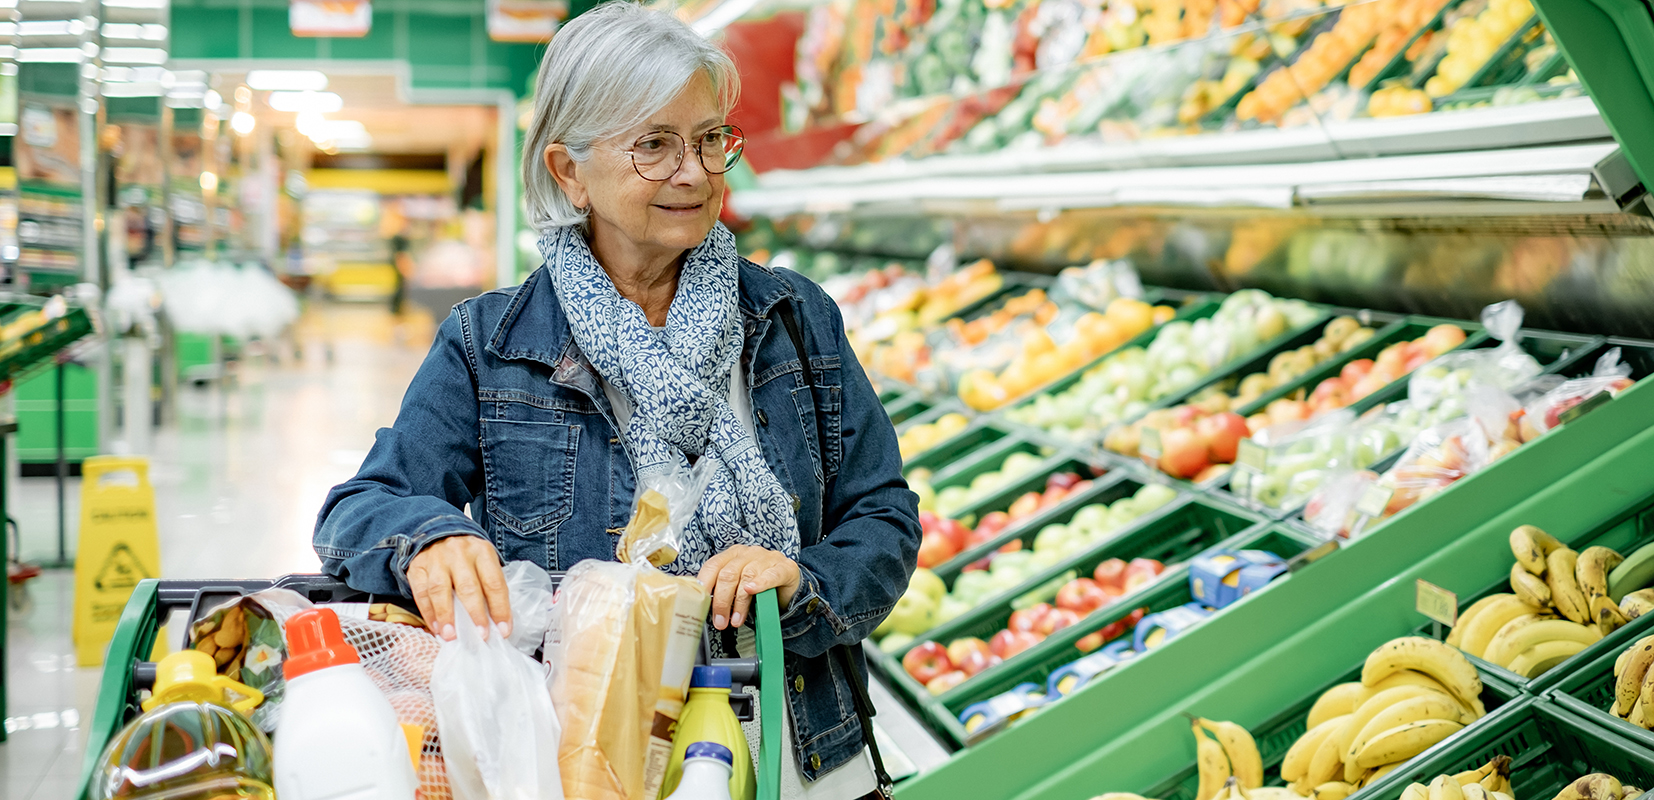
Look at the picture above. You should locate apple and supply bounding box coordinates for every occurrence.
[1124,558,1165,590]
[1008,491,1043,519]
[1422,324,1466,356]
[937,518,970,551]
[1198,412,1249,464]
[885,590,938,635]
[1046,472,1082,492]
[1009,603,1054,633]
[1158,427,1210,479]
[1340,358,1375,383]
[918,510,941,534]
[997,539,1024,554]
[916,533,959,568]
[902,641,954,684]
[953,647,997,677]
[1042,485,1071,508]
[1056,578,1111,614]
[1035,608,1082,636]
[926,669,969,696]
[989,629,1044,660]
[946,637,992,666]
[1098,607,1148,641]
[976,511,1012,539]
[1076,630,1106,652]
[1194,463,1230,485]
[878,632,915,653]
[909,568,947,604]
[1094,558,1129,590]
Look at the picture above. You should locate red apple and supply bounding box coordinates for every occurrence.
[1124,558,1165,591]
[1008,603,1053,633]
[954,648,997,677]
[916,532,959,569]
[1197,412,1249,464]
[997,539,1023,554]
[1194,463,1230,485]
[918,510,940,534]
[1056,578,1111,615]
[902,641,954,685]
[926,669,969,695]
[1340,358,1375,383]
[946,637,991,666]
[1041,486,1070,509]
[1070,480,1094,496]
[975,511,1012,539]
[1094,558,1129,590]
[1035,608,1082,636]
[989,629,1044,660]
[937,518,970,552]
[1158,427,1211,479]
[1008,492,1043,519]
[1098,607,1149,641]
[1046,472,1082,492]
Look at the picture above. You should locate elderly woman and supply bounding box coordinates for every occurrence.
[313,4,920,798]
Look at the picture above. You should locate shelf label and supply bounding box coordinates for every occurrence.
[1416,579,1459,627]
[1236,439,1268,472]
[1355,485,1394,518]
[1139,427,1162,459]
[1287,539,1339,573]
[1558,390,1612,425]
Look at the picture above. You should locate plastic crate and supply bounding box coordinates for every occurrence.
[887,393,939,427]
[903,418,1017,473]
[920,452,1123,576]
[1545,624,1654,756]
[78,575,786,800]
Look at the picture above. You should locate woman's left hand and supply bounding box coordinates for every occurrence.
[699,545,801,630]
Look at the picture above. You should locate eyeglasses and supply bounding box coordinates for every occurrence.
[622,125,745,181]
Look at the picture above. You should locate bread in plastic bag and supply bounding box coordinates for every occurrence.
[431,596,563,800]
[616,456,717,569]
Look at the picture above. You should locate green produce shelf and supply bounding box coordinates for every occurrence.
[0,298,95,386]
[1356,698,1654,800]
[928,466,1146,576]
[1544,618,1654,756]
[1531,0,1654,188]
[917,441,1098,528]
[888,392,941,427]
[904,418,1016,472]
[1406,483,1654,696]
[895,369,1654,800]
[1228,311,1410,419]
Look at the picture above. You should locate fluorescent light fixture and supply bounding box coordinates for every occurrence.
[18,47,82,62]
[268,90,341,113]
[294,110,324,137]
[204,89,221,110]
[102,0,167,8]
[100,22,166,39]
[102,47,167,64]
[231,111,255,135]
[19,21,74,36]
[0,23,18,35]
[102,81,163,97]
[246,69,327,92]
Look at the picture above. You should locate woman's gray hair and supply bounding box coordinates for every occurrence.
[521,2,740,231]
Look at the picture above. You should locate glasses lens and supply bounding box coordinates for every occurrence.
[699,126,744,174]
[632,132,684,180]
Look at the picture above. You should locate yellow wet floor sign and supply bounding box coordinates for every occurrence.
[72,456,161,667]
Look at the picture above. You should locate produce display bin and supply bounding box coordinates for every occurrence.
[931,469,1148,577]
[887,393,939,427]
[914,440,1084,528]
[1356,699,1654,800]
[903,418,1016,472]
[79,575,787,800]
[1545,619,1654,755]
[1407,484,1654,695]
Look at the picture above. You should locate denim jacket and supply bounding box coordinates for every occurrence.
[314,260,921,780]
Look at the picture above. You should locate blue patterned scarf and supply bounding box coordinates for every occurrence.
[539,223,801,575]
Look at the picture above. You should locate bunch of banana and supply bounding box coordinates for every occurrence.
[1192,718,1264,800]
[1281,637,1486,797]
[1395,756,1515,800]
[368,602,427,628]
[1547,774,1641,800]
[1607,633,1654,728]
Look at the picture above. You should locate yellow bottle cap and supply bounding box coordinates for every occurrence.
[142,650,264,714]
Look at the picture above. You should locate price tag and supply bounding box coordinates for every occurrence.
[1558,390,1612,425]
[1235,439,1268,472]
[1416,579,1459,627]
[1355,484,1394,518]
[1287,539,1339,573]
[1139,427,1162,459]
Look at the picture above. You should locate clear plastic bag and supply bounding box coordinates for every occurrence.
[431,596,563,800]
[504,561,557,657]
[1520,347,1636,439]
[1408,300,1541,411]
[615,457,717,569]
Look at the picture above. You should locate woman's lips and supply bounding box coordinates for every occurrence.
[653,202,704,213]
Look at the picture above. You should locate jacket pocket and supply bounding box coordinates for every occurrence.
[479,418,578,537]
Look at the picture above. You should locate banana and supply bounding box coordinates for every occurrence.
[1454,756,1506,787]
[1198,718,1263,790]
[1483,618,1601,668]
[1463,784,1491,800]
[1616,640,1654,717]
[1450,594,1520,648]
[1432,775,1467,800]
[1251,790,1304,800]
[1579,547,1625,603]
[1479,613,1559,666]
[1347,694,1466,770]
[1548,549,1594,625]
[1553,774,1623,800]
[1314,783,1355,800]
[1494,794,1516,800]
[1307,683,1368,730]
[1362,637,1487,717]
[1217,777,1250,800]
[1622,788,1644,800]
[1632,701,1650,729]
[1611,540,1654,602]
[1353,719,1464,769]
[1299,719,1350,797]
[1510,563,1554,608]
[1403,785,1430,800]
[1283,715,1347,784]
[1618,644,1635,680]
[1194,721,1232,800]
[1480,756,1512,796]
[1362,670,1459,707]
[1451,595,1542,659]
[1595,594,1631,636]
[1638,663,1654,728]
[1337,686,1455,778]
[1368,763,1404,784]
[1507,639,1590,678]
[1511,524,1562,575]
[1622,589,1654,620]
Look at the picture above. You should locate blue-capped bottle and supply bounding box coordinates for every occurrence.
[659,666,755,800]
[663,742,737,800]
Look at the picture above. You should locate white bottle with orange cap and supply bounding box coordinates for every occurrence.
[274,607,418,800]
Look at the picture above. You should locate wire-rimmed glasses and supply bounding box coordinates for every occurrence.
[623,125,745,181]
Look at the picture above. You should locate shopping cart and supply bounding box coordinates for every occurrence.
[76,573,784,800]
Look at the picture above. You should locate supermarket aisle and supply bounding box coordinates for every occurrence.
[1,301,437,799]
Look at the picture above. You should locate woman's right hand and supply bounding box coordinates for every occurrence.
[407,535,513,641]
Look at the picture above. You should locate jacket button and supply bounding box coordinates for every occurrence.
[756,409,769,426]
[793,675,805,693]
[805,598,820,614]
[791,494,801,512]
[810,754,822,771]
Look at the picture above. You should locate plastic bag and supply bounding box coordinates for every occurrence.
[615,457,717,569]
[431,596,562,800]
[1520,347,1636,439]
[505,561,557,657]
[1408,300,1541,411]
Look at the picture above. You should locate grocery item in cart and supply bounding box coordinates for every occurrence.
[662,666,756,800]
[274,607,418,800]
[90,650,274,800]
[663,742,737,800]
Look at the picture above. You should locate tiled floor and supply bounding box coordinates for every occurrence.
[1,301,435,799]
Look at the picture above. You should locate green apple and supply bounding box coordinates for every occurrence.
[969,471,1004,496]
[909,567,947,604]
[952,571,995,601]
[1070,504,1110,535]
[886,591,938,635]
[1030,549,1066,570]
[912,479,937,513]
[1002,452,1044,477]
[937,597,973,626]
[1033,523,1072,554]
[1134,483,1178,509]
[937,486,972,516]
[879,632,915,653]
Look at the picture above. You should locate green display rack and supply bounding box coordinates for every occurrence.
[895,369,1654,800]
[904,418,1018,472]
[929,469,1148,578]
[79,576,787,800]
[1545,622,1654,756]
[1530,0,1654,189]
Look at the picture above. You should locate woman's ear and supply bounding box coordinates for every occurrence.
[544,143,589,211]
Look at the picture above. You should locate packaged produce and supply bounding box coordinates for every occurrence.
[1047,639,1136,698]
[1132,602,1213,651]
[90,650,273,800]
[662,667,755,800]
[662,742,737,800]
[274,608,418,800]
[1188,550,1289,610]
[958,682,1049,742]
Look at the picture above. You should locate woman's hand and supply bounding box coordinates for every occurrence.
[699,545,801,630]
[408,535,513,641]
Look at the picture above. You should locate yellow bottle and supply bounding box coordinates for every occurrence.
[660,666,755,800]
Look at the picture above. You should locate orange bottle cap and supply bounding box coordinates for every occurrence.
[284,607,360,679]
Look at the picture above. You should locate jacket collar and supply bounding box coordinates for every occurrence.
[485,257,796,371]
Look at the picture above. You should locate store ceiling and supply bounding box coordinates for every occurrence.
[213,71,498,155]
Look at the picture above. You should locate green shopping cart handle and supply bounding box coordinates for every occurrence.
[754,588,783,800]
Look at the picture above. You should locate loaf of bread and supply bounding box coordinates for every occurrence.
[553,561,639,800]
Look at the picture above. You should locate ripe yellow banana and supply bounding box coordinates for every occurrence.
[1307,683,1367,730]
[1368,763,1404,785]
[1479,756,1512,796]
[1632,702,1650,729]
[1353,719,1464,769]
[1449,594,1517,648]
[1548,549,1593,625]
[1453,755,1505,787]
[1595,595,1631,636]
[1403,784,1430,800]
[1507,639,1590,678]
[1638,664,1654,728]
[1622,589,1654,620]
[1299,719,1349,797]
[1347,694,1466,770]
[1362,637,1487,718]
[1552,773,1623,800]
[1198,718,1263,790]
[1463,783,1492,800]
[1510,563,1553,608]
[1578,547,1625,603]
[1361,670,1459,708]
[1511,524,1562,575]
[1283,715,1348,784]
[1314,782,1355,800]
[1622,787,1645,800]
[1451,595,1542,659]
[1250,789,1303,800]
[1483,618,1601,668]
[1493,793,1516,800]
[1194,721,1232,800]
[1432,774,1467,800]
[1337,686,1455,778]
[1217,777,1250,800]
[1620,638,1654,717]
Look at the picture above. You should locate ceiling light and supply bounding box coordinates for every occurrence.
[102,0,166,8]
[18,48,83,63]
[231,111,254,135]
[294,110,324,137]
[203,90,222,110]
[268,90,341,113]
[19,21,74,37]
[102,82,163,97]
[200,171,217,192]
[246,69,327,92]
[102,47,167,65]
